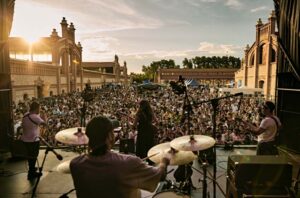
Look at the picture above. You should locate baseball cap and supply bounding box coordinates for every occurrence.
[86,116,120,149]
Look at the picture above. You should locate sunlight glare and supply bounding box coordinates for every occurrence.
[23,34,40,44]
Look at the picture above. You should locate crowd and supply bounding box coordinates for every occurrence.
[12,84,265,147]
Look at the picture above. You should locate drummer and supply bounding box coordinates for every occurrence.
[70,116,171,198]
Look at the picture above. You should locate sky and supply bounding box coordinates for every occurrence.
[10,0,275,73]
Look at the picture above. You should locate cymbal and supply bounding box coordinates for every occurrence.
[170,135,215,151]
[55,127,89,145]
[57,160,71,174]
[147,142,197,165]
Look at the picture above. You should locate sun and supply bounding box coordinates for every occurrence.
[22,34,40,44]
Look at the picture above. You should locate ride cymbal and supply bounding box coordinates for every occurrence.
[170,135,215,151]
[55,127,89,145]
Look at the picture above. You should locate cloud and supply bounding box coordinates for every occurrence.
[79,35,120,61]
[27,0,164,32]
[198,42,242,54]
[250,6,268,13]
[225,0,242,9]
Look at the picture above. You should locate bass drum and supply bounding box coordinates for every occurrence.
[153,190,190,198]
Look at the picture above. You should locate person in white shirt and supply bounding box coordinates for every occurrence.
[21,101,46,180]
[244,101,281,155]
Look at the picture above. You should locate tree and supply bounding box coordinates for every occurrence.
[130,73,148,84]
[142,59,178,81]
[182,58,193,69]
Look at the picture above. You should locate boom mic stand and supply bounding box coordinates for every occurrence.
[80,83,94,127]
[194,92,243,198]
[171,77,198,195]
[31,136,63,198]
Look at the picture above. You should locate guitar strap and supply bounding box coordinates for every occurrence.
[269,116,279,138]
[269,116,279,129]
[23,113,39,125]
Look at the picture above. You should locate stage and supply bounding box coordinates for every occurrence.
[0,146,299,198]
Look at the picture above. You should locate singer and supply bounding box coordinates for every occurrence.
[20,101,47,180]
[133,100,157,164]
[70,116,170,198]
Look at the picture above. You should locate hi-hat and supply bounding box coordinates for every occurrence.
[147,142,197,165]
[170,135,215,151]
[55,127,89,145]
[57,160,71,174]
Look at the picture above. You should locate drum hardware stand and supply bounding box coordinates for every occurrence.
[31,136,63,198]
[59,188,75,198]
[190,164,226,198]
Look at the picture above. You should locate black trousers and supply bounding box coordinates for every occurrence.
[256,141,278,155]
[23,141,40,173]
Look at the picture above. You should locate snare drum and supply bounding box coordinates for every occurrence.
[153,190,190,198]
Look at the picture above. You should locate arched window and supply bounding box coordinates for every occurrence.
[259,44,265,64]
[259,80,264,89]
[250,54,255,66]
[271,48,276,62]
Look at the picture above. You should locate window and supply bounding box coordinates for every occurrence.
[250,54,255,66]
[259,80,264,89]
[271,48,276,62]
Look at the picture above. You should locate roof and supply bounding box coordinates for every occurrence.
[82,62,115,68]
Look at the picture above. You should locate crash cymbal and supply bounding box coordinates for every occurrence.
[57,160,71,174]
[147,142,197,165]
[170,135,215,151]
[55,127,89,145]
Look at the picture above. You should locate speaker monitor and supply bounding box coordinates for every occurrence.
[226,155,293,198]
[119,138,135,154]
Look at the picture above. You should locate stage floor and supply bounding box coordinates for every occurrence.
[0,147,298,198]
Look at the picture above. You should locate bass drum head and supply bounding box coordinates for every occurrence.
[153,190,190,198]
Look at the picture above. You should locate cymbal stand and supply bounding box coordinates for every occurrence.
[202,162,208,198]
[190,163,226,197]
[211,98,218,198]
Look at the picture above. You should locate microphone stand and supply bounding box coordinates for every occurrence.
[31,136,63,198]
[80,101,87,127]
[178,84,195,194]
[194,92,243,198]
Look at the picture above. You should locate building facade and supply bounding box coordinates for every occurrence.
[157,68,238,86]
[235,11,277,100]
[9,18,128,102]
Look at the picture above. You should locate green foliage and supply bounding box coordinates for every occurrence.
[134,56,241,81]
[130,72,148,84]
[142,59,179,81]
[182,58,193,69]
[191,56,241,69]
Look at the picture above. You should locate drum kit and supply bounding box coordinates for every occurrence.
[148,135,216,198]
[54,127,216,197]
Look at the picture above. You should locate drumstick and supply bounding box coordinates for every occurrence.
[142,152,160,161]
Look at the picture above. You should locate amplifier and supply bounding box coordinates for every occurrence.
[226,155,293,197]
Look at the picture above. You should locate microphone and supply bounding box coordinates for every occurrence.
[39,136,63,161]
[234,92,243,96]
